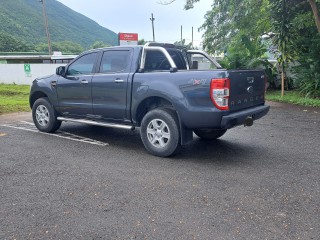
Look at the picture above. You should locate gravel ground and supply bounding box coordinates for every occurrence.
[0,101,319,239]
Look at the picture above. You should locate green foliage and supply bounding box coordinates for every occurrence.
[198,0,320,97]
[90,41,110,49]
[0,0,118,50]
[269,0,299,65]
[273,0,320,97]
[138,39,146,45]
[218,34,270,69]
[200,0,270,54]
[35,41,84,54]
[266,90,320,107]
[293,35,320,98]
[173,39,193,49]
[0,32,35,52]
[183,0,201,10]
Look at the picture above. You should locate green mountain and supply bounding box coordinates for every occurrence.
[0,0,118,49]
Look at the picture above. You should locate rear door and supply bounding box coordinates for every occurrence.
[91,49,132,121]
[228,70,266,111]
[56,51,98,116]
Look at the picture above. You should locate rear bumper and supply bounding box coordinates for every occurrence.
[221,105,270,129]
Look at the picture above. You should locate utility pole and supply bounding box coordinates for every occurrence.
[150,13,155,42]
[40,0,52,55]
[192,26,194,48]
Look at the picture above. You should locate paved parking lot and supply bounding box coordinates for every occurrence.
[0,102,319,239]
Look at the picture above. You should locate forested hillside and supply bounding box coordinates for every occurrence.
[0,0,117,51]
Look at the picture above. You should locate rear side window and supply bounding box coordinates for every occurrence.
[144,49,187,71]
[167,49,187,70]
[67,52,98,75]
[99,50,130,73]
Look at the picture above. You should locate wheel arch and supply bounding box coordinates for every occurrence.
[134,96,175,126]
[134,96,193,145]
[29,91,48,109]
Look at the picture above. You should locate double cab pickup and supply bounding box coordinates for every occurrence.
[30,43,269,157]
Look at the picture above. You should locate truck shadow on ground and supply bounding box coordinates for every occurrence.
[59,123,267,165]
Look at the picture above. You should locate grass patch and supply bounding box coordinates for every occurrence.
[1,84,320,114]
[266,90,320,107]
[0,84,30,114]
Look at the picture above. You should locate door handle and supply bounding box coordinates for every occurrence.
[80,80,89,84]
[114,79,124,83]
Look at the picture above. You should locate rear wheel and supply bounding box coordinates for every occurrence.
[194,129,227,140]
[32,98,61,133]
[140,108,180,157]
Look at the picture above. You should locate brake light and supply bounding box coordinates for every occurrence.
[210,78,230,110]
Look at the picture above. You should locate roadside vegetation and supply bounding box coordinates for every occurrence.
[0,84,319,115]
[173,0,320,100]
[0,84,30,114]
[266,90,320,107]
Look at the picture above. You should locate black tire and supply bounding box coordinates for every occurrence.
[32,97,61,133]
[194,129,227,140]
[140,108,180,157]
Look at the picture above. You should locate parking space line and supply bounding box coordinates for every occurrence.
[0,122,109,146]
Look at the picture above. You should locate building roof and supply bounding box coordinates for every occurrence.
[0,52,77,61]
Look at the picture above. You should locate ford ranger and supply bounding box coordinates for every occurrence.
[29,43,270,157]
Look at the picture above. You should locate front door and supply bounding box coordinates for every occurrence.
[92,50,132,121]
[56,52,98,117]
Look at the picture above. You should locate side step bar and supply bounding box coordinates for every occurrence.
[57,117,135,130]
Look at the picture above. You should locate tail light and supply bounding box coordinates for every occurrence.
[210,78,230,110]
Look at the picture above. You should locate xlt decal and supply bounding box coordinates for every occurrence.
[189,79,207,85]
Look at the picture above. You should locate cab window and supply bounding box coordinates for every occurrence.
[67,52,98,76]
[99,50,130,73]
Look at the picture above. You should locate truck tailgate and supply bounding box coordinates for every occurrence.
[228,70,266,112]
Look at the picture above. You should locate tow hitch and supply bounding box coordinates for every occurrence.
[244,116,253,127]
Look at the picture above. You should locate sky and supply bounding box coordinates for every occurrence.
[56,0,213,47]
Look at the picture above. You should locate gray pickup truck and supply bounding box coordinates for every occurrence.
[29,43,269,157]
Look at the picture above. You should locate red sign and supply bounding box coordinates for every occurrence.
[119,33,138,41]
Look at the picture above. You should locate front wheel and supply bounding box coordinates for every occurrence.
[32,97,61,133]
[194,129,227,140]
[140,108,180,157]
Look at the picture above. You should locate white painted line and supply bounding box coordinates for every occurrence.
[20,121,34,126]
[0,123,109,147]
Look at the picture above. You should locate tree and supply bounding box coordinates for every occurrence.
[159,0,200,10]
[35,41,83,54]
[309,0,320,32]
[269,0,320,97]
[269,0,298,96]
[290,1,320,97]
[200,0,271,53]
[164,0,320,97]
[173,39,193,49]
[90,41,110,49]
[0,32,35,52]
[138,39,146,45]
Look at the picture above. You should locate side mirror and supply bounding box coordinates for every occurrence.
[56,66,66,76]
